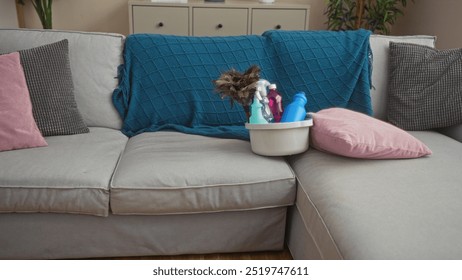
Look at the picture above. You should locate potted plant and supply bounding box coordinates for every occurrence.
[17,0,53,29]
[325,0,414,34]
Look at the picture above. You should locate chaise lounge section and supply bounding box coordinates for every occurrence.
[287,35,462,260]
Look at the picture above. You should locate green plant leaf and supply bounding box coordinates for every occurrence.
[325,0,414,34]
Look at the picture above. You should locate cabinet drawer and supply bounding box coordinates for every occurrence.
[193,8,248,36]
[132,6,189,35]
[251,9,307,35]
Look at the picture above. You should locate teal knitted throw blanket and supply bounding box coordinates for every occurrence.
[113,29,372,140]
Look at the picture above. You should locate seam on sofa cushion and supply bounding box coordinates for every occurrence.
[0,185,109,190]
[0,187,109,216]
[0,209,107,217]
[108,139,130,190]
[111,177,294,190]
[108,139,130,213]
[295,176,344,260]
[111,204,293,216]
[110,178,296,215]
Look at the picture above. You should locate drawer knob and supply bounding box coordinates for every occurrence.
[158,22,164,27]
[275,24,282,30]
[217,23,223,29]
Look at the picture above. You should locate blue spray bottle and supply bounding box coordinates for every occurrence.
[280,92,307,123]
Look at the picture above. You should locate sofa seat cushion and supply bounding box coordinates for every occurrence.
[438,124,462,143]
[110,132,296,215]
[289,131,462,259]
[0,127,128,217]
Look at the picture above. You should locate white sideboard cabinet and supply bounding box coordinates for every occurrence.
[129,0,310,36]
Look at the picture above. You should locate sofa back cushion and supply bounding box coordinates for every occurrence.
[0,29,124,129]
[369,35,436,120]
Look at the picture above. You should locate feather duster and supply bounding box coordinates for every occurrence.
[213,65,261,119]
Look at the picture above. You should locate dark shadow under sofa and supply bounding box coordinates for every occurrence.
[0,28,461,259]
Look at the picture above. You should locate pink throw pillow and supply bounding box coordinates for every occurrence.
[310,108,432,159]
[0,52,47,152]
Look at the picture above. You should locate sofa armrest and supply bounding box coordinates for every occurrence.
[437,124,462,143]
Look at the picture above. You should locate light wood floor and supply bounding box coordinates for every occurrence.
[100,248,292,260]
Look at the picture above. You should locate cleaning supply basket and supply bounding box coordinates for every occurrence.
[245,119,313,156]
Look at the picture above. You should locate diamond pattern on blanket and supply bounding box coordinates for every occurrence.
[114,35,276,139]
[266,30,372,114]
[113,30,372,140]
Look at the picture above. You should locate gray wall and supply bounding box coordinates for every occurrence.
[0,1,19,28]
[392,0,462,49]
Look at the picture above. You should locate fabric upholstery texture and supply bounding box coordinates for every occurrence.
[110,131,296,215]
[287,176,346,260]
[438,124,462,143]
[18,39,89,136]
[387,42,462,130]
[0,52,47,152]
[0,28,125,129]
[310,108,432,159]
[113,30,372,140]
[0,127,128,217]
[290,131,462,259]
[0,208,286,259]
[368,35,436,120]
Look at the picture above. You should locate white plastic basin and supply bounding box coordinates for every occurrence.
[245,119,313,156]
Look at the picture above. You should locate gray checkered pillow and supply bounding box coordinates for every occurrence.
[19,39,89,136]
[387,42,462,130]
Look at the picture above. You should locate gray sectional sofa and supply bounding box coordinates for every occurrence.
[0,29,461,260]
